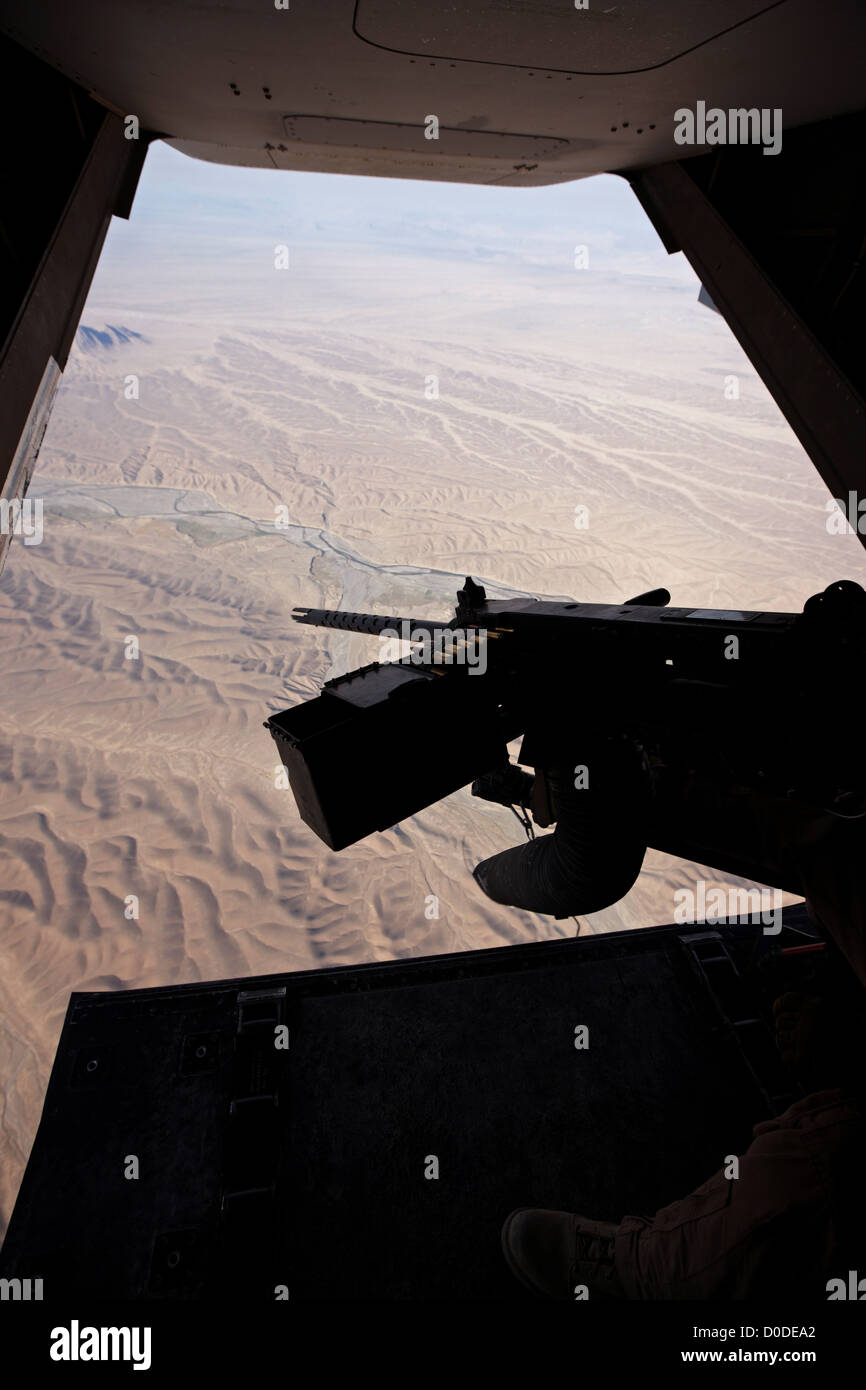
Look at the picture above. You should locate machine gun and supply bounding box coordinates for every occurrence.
[265,576,866,854]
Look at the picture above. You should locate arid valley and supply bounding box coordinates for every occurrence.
[1,150,863,1232]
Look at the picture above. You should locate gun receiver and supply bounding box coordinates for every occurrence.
[266,577,866,850]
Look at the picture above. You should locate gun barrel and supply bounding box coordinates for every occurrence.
[292,607,454,639]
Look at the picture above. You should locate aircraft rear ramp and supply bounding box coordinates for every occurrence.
[2,905,855,1301]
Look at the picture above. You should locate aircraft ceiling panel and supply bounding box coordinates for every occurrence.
[282,113,569,154]
[1,0,864,184]
[354,0,770,75]
[282,114,579,157]
[170,136,582,185]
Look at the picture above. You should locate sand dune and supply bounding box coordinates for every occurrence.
[1,228,865,1236]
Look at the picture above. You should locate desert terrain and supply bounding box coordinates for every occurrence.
[0,149,864,1232]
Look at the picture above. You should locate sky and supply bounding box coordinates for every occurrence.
[100,138,695,281]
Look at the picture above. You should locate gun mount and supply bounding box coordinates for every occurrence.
[266,577,866,853]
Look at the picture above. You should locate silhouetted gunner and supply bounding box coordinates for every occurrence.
[471,734,651,919]
[282,576,866,1295]
[471,731,866,988]
[474,739,866,1300]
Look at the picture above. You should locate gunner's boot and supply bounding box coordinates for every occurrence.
[501,1208,625,1299]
